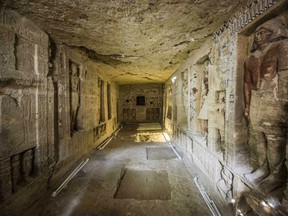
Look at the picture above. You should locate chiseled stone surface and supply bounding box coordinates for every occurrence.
[0,10,120,212]
[0,10,50,203]
[2,0,248,84]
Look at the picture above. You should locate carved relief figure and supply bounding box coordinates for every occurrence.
[198,63,209,136]
[244,17,288,192]
[69,61,80,133]
[189,71,198,133]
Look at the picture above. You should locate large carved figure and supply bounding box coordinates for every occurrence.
[244,17,288,192]
[69,61,80,133]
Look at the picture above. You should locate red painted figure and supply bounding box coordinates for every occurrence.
[244,17,288,192]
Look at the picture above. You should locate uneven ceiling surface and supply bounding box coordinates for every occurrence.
[3,0,248,84]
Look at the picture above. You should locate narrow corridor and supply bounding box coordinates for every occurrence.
[23,124,212,216]
[1,2,288,215]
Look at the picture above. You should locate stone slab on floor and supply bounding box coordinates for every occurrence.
[114,169,171,200]
[146,147,177,160]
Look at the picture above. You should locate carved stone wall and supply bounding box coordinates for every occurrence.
[0,10,120,213]
[165,40,226,204]
[119,84,163,123]
[164,0,288,215]
[0,10,51,204]
[51,45,120,164]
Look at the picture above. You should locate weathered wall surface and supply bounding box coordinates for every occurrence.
[50,44,119,171]
[164,0,288,215]
[119,84,163,123]
[0,10,51,206]
[0,10,119,214]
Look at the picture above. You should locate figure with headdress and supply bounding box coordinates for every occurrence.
[244,17,288,192]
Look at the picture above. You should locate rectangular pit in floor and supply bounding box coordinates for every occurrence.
[114,169,171,200]
[146,147,178,160]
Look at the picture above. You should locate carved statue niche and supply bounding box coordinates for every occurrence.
[189,70,198,133]
[198,61,209,136]
[21,149,34,182]
[166,84,173,120]
[69,60,81,134]
[243,17,288,192]
[181,70,189,116]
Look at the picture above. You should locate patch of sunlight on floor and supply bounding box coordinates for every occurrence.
[137,123,162,131]
[133,132,166,142]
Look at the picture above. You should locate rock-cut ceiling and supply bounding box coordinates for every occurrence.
[2,0,248,84]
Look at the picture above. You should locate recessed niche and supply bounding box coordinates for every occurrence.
[136,96,145,106]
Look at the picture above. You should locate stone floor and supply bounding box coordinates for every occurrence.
[23,124,213,216]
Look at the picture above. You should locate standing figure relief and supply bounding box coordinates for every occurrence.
[69,61,81,133]
[244,17,288,192]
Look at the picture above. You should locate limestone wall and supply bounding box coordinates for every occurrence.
[51,44,119,164]
[0,10,51,204]
[0,10,120,212]
[164,0,288,214]
[119,84,163,123]
[164,39,232,204]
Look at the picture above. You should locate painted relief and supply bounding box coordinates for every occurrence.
[188,70,198,133]
[188,59,210,137]
[181,69,189,116]
[197,61,209,136]
[243,17,288,193]
[214,90,226,152]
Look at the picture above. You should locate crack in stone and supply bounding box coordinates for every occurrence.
[77,46,131,66]
[173,40,190,47]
